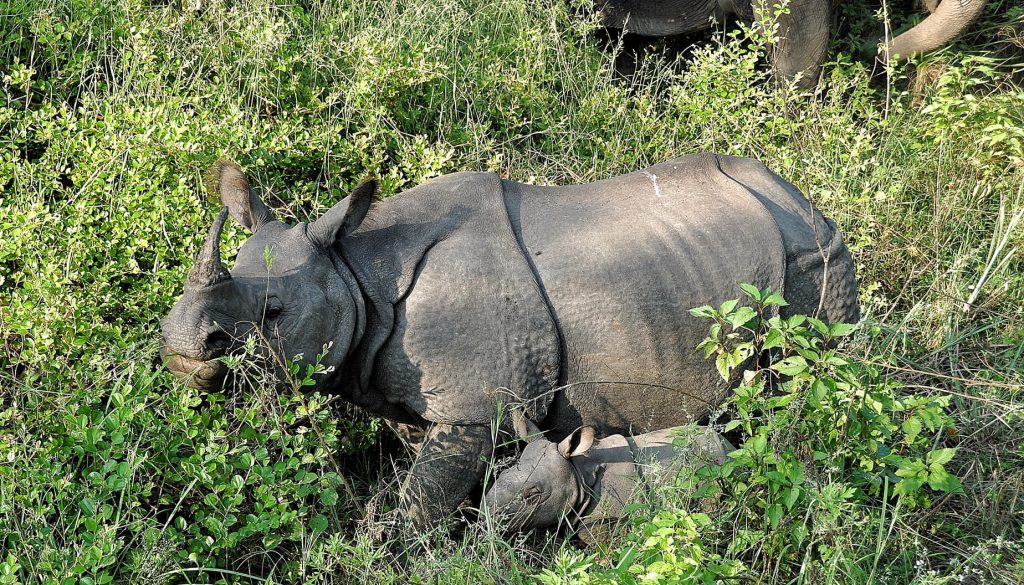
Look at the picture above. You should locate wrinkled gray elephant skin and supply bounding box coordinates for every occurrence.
[596,0,987,89]
[160,153,859,530]
[485,423,732,542]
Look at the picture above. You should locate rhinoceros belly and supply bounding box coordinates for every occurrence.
[503,153,792,435]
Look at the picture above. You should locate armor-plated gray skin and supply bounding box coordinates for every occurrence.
[484,420,733,542]
[160,153,858,530]
[597,0,987,89]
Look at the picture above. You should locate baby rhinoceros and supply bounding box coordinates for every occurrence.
[485,414,732,543]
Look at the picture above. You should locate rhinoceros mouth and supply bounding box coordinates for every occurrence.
[484,494,539,533]
[160,348,228,391]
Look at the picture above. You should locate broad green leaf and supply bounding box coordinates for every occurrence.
[762,328,784,350]
[738,283,762,301]
[806,317,828,335]
[828,322,858,337]
[771,356,808,376]
[902,417,922,443]
[719,299,739,316]
[786,314,807,328]
[894,475,924,496]
[927,467,963,493]
[310,514,328,532]
[784,486,800,510]
[689,305,716,318]
[927,448,956,466]
[319,488,338,506]
[767,503,783,529]
[728,306,758,328]
[716,353,731,381]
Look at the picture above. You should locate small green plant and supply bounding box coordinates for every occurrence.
[535,510,745,585]
[687,285,963,575]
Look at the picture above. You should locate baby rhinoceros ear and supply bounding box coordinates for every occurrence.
[204,159,276,232]
[557,426,596,459]
[307,178,378,249]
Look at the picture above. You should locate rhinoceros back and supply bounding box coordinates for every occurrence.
[505,153,856,435]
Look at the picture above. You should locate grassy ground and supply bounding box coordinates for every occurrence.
[1,0,1023,583]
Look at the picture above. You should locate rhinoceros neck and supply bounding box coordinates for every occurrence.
[572,435,635,515]
[339,172,507,301]
[320,244,367,388]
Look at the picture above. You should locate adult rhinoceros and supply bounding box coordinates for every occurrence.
[598,0,988,88]
[160,153,858,529]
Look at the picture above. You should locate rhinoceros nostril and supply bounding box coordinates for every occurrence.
[204,329,231,353]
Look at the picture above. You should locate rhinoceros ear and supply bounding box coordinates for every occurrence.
[511,409,544,443]
[307,178,378,249]
[557,426,596,459]
[204,159,275,232]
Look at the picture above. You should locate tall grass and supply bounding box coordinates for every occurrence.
[1,0,1022,583]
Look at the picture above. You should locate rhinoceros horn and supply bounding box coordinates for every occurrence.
[186,207,232,289]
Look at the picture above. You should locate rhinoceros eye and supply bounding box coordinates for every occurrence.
[523,485,542,498]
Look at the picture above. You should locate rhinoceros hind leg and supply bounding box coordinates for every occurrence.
[399,422,492,532]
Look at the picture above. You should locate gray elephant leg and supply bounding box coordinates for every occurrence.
[399,422,492,531]
[755,0,832,89]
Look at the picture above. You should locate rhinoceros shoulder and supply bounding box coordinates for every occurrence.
[360,172,562,425]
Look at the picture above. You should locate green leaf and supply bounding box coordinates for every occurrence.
[747,433,767,455]
[320,488,338,506]
[901,417,922,443]
[739,283,762,302]
[79,497,96,516]
[894,475,924,496]
[786,314,806,328]
[927,448,956,466]
[689,305,716,318]
[828,322,858,337]
[927,467,963,493]
[762,328,784,350]
[771,356,808,376]
[767,503,783,529]
[728,306,758,328]
[806,317,828,335]
[719,299,739,316]
[310,514,328,532]
[763,293,789,307]
[783,486,800,510]
[715,353,732,381]
[263,244,274,270]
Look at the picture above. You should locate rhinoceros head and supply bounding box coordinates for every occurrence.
[160,160,376,392]
[484,417,596,532]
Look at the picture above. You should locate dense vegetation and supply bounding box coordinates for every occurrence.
[1,0,1022,582]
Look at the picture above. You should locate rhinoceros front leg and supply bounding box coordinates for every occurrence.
[399,422,492,531]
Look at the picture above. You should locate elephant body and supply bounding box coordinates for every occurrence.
[160,153,858,529]
[596,0,987,88]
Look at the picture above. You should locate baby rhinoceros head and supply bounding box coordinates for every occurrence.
[159,160,376,393]
[484,424,596,532]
